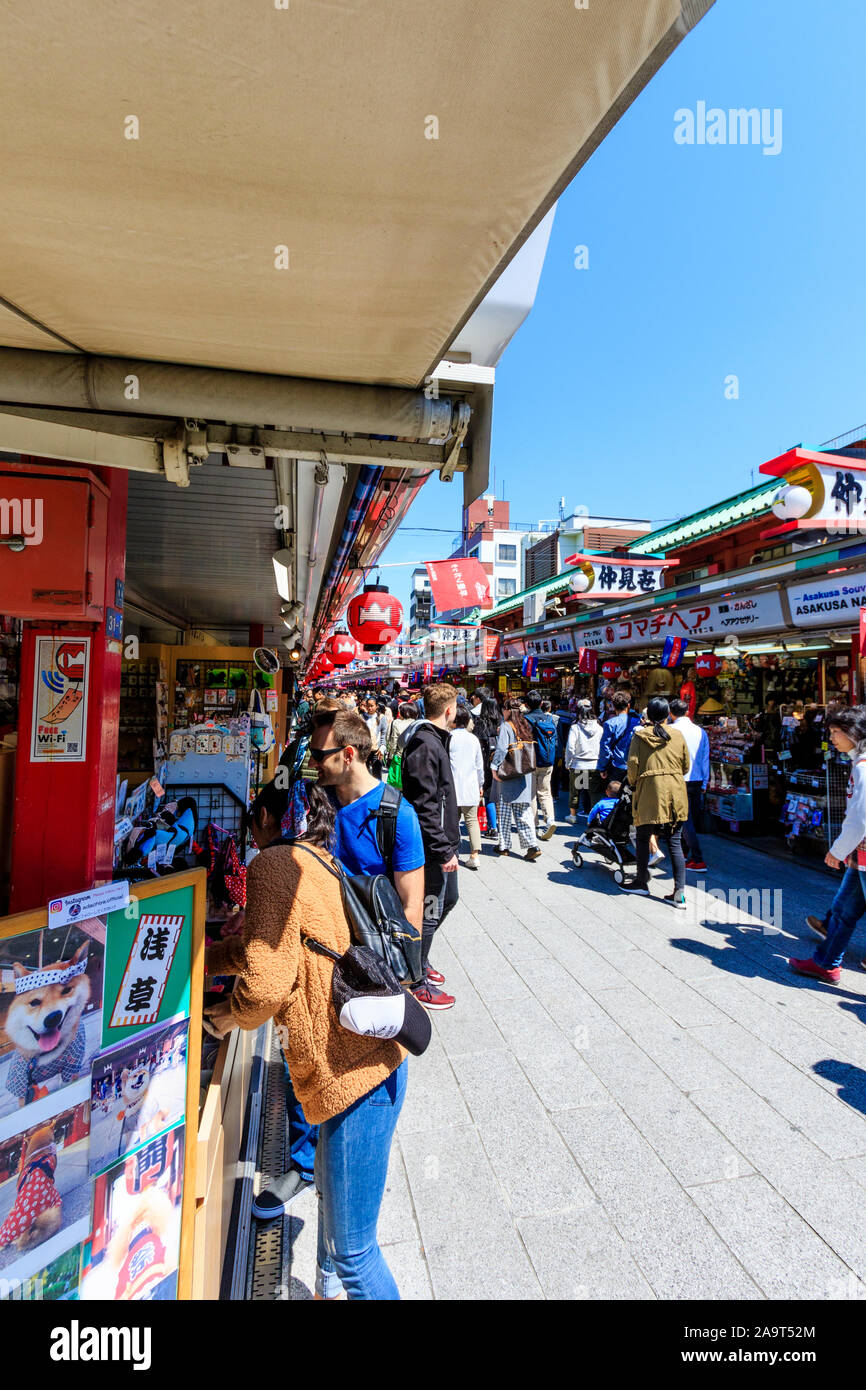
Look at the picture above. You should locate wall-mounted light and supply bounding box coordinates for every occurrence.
[272,548,293,601]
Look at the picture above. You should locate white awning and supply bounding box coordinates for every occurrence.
[0,0,713,388]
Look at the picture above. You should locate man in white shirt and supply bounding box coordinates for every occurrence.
[669,698,710,871]
[448,708,485,869]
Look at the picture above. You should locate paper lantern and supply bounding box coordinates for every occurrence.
[347,584,403,651]
[568,568,592,594]
[771,484,812,521]
[327,632,359,667]
[601,661,621,680]
[317,653,335,674]
[694,653,721,678]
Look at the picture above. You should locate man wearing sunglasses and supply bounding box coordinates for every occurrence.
[310,710,425,948]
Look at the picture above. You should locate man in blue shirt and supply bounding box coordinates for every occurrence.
[596,690,641,785]
[669,697,710,871]
[310,709,425,927]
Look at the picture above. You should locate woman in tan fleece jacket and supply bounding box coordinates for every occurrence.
[205,778,407,1300]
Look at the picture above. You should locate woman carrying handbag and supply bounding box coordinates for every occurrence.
[203,777,408,1300]
[491,698,541,860]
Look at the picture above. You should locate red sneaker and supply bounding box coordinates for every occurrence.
[685,860,707,871]
[412,983,456,1011]
[789,956,841,985]
[426,966,446,986]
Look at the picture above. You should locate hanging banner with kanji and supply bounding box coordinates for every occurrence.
[425,559,492,611]
[564,554,673,599]
[109,915,184,1028]
[102,882,195,1046]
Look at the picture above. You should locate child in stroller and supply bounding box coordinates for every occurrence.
[571,779,636,884]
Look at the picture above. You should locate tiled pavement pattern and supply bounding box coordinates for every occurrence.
[276,819,866,1300]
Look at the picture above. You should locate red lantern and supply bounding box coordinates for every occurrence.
[317,653,335,674]
[601,661,621,680]
[347,584,403,651]
[694,653,721,678]
[327,632,359,667]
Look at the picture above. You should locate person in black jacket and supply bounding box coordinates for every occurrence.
[401,682,460,1011]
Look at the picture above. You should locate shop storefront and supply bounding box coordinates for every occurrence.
[490,557,866,863]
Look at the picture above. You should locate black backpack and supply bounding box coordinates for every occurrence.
[372,782,401,874]
[292,841,423,986]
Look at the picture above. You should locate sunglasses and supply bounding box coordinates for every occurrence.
[308,745,344,763]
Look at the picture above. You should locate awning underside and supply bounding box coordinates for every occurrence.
[0,0,710,388]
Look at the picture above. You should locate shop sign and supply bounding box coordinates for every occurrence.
[30,635,90,762]
[769,461,866,536]
[525,631,575,656]
[501,636,526,659]
[576,589,785,650]
[564,553,669,599]
[787,569,866,628]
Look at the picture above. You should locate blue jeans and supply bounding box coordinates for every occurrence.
[315,1060,407,1300]
[814,866,866,971]
[485,800,498,833]
[282,1056,318,1181]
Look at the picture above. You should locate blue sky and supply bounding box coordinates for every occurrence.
[380,0,866,615]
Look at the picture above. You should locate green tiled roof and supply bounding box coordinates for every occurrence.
[628,480,777,555]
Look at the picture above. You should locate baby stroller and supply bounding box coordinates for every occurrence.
[571,781,636,885]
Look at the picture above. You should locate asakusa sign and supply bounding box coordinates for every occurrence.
[787,570,866,628]
[576,591,785,650]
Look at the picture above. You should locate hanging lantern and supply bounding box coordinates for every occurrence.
[694,652,722,678]
[347,583,403,651]
[317,652,335,674]
[601,661,621,680]
[327,632,359,667]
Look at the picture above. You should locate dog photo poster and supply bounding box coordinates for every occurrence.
[80,1123,184,1301]
[88,1016,189,1177]
[0,919,105,1122]
[0,1078,92,1287]
[0,1240,82,1301]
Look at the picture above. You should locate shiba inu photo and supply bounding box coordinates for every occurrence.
[0,1124,62,1253]
[116,1066,174,1159]
[3,943,91,1108]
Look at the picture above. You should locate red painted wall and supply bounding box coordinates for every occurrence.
[10,464,127,910]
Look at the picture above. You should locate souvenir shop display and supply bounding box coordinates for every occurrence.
[173,657,273,729]
[0,870,206,1300]
[118,655,169,777]
[704,721,768,826]
[780,776,828,852]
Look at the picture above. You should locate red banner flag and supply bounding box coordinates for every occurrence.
[425,559,492,611]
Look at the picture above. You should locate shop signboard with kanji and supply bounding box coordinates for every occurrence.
[103,883,194,1046]
[525,631,575,656]
[761,452,866,537]
[564,553,671,599]
[575,588,785,650]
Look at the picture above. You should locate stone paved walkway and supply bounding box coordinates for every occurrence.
[277,817,866,1300]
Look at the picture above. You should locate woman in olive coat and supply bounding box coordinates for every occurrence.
[621,696,690,906]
